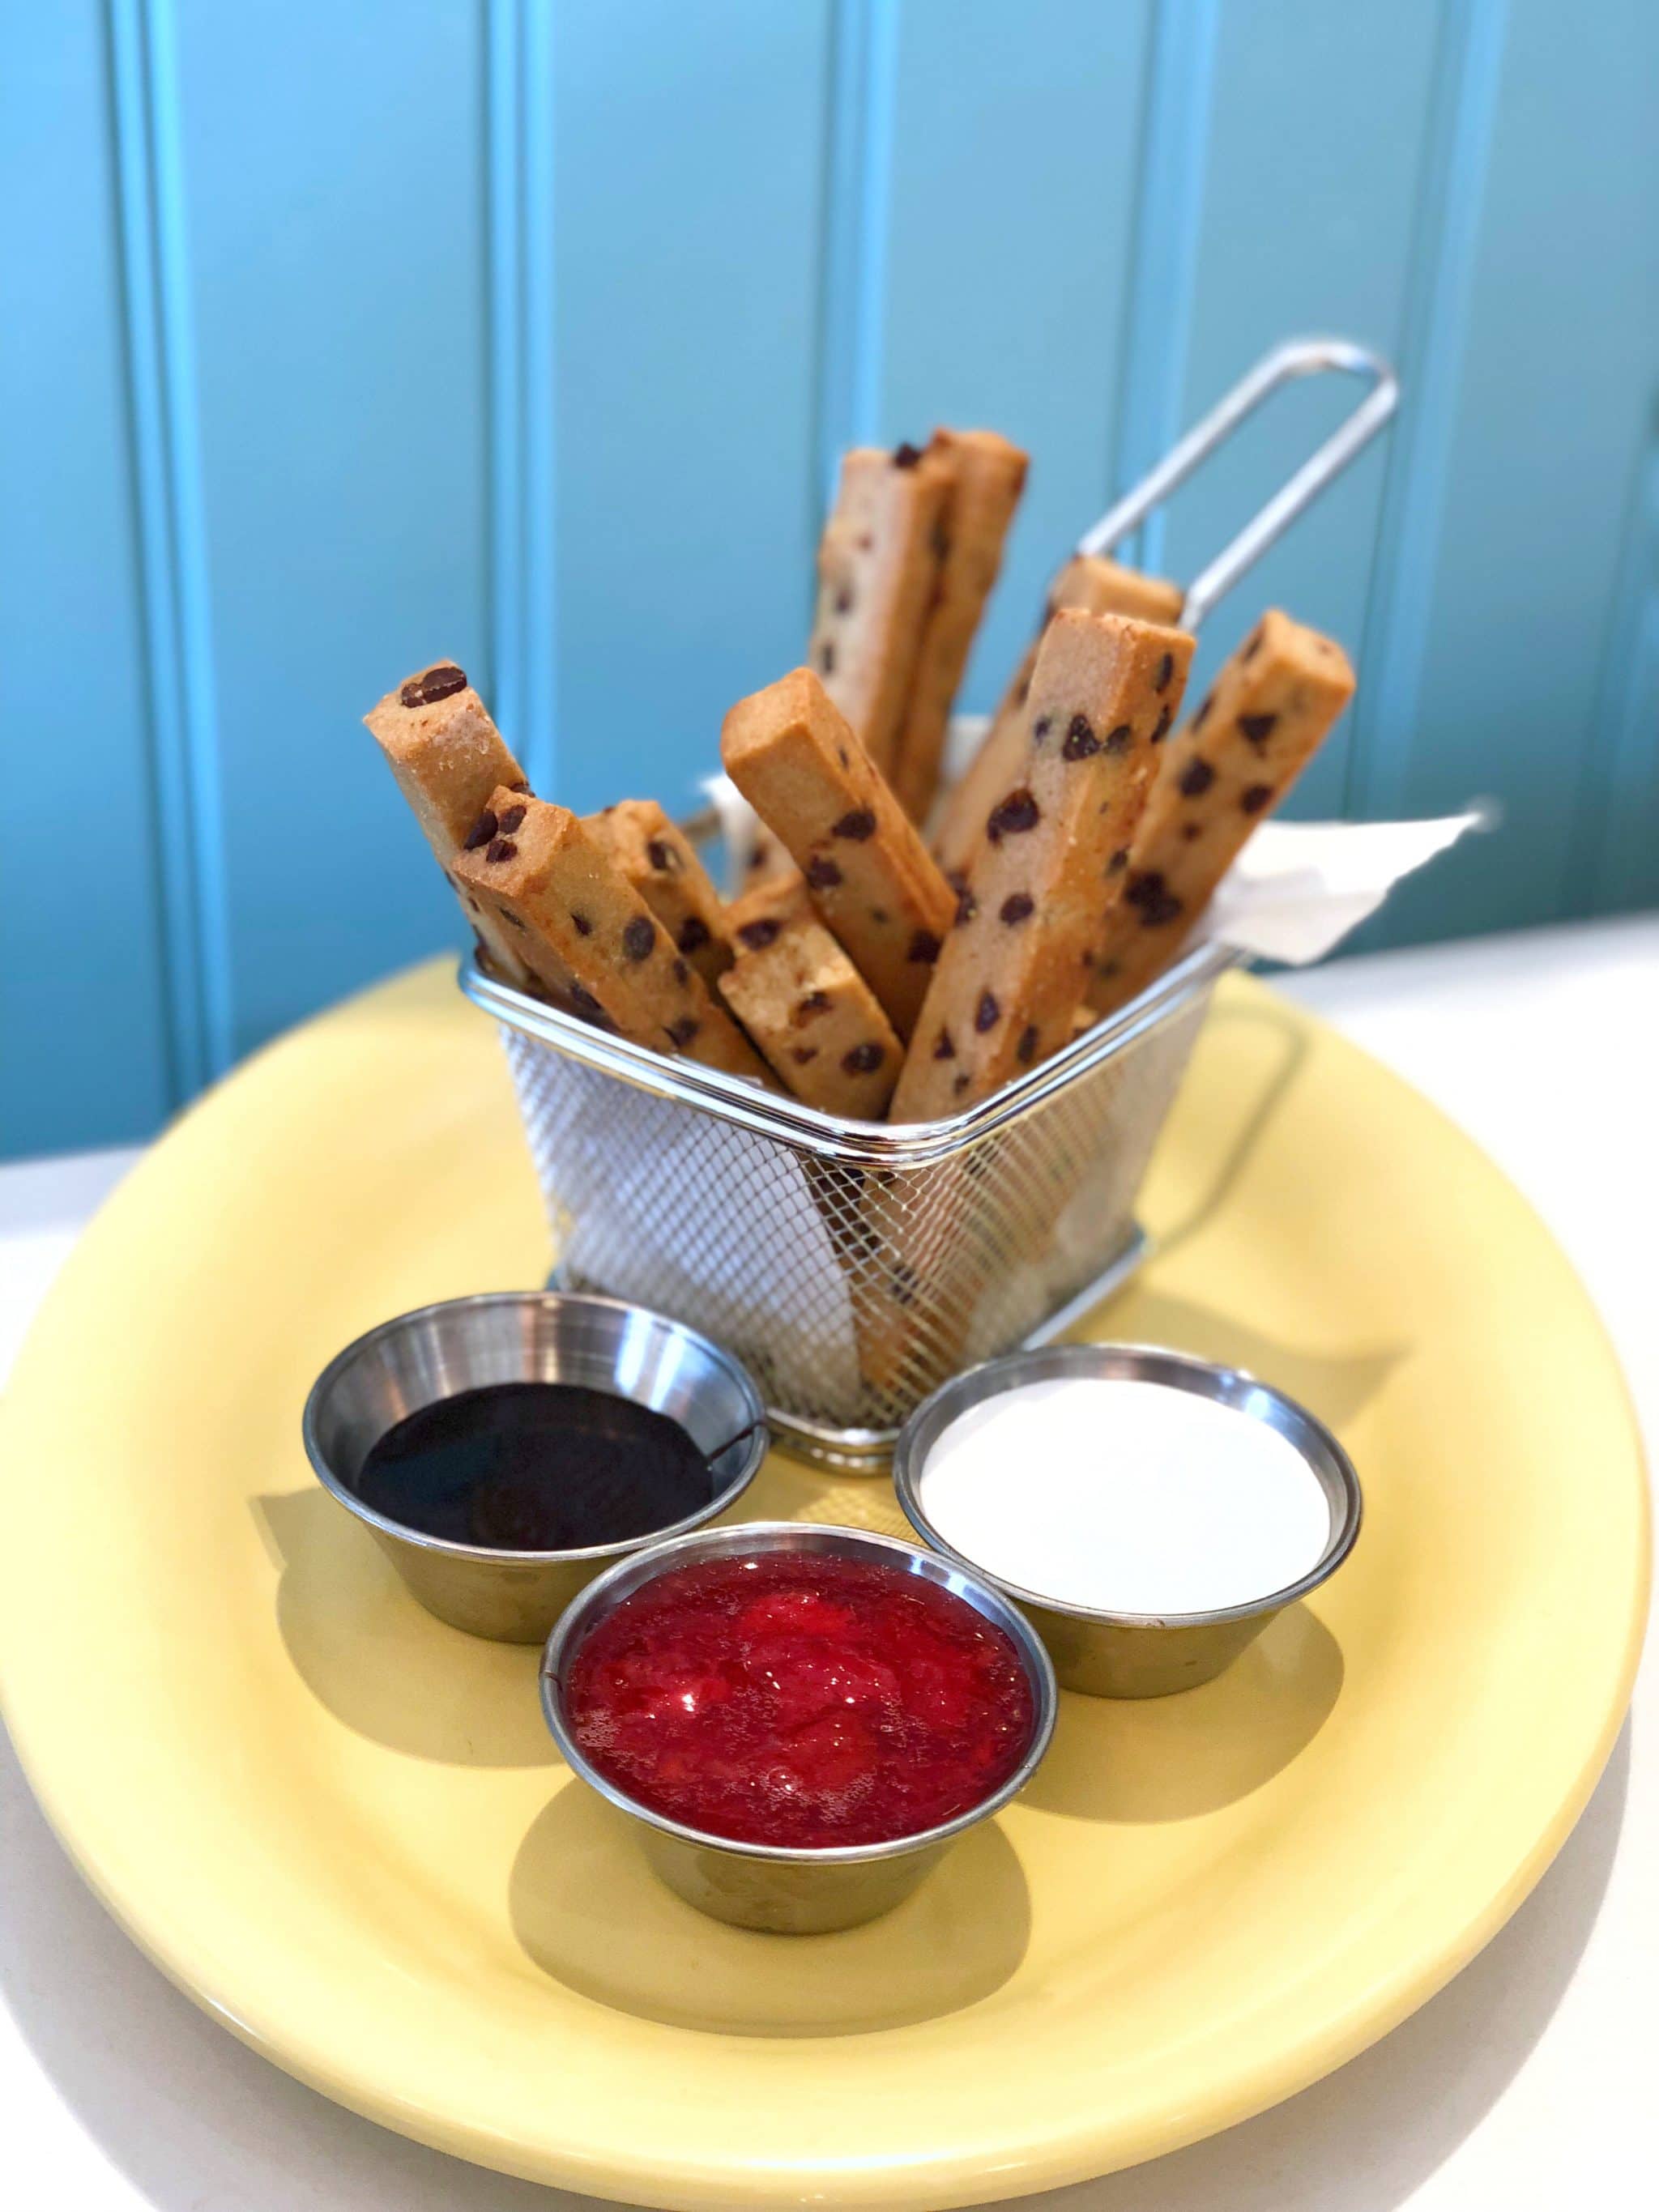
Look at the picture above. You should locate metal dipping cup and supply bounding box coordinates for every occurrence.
[302,1291,768,1644]
[893,1345,1363,1699]
[540,1522,1059,1934]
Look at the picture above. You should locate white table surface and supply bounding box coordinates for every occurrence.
[2,915,1653,2212]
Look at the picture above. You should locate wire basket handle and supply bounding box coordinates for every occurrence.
[1075,335,1399,630]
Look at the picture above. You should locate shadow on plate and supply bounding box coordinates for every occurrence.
[509,1779,1030,2037]
[1148,992,1311,1260]
[1100,1285,1410,1437]
[254,1488,556,1769]
[1024,1603,1344,1824]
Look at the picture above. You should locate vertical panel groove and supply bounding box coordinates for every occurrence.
[106,0,230,1088]
[1111,0,1220,578]
[487,0,557,791]
[1572,423,1659,909]
[1346,0,1508,820]
[812,0,897,523]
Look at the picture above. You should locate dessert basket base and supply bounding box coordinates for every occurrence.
[548,1221,1148,1471]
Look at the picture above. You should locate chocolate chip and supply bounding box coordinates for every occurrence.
[1241,782,1274,813]
[953,883,979,926]
[837,744,850,768]
[667,1015,700,1046]
[399,663,467,708]
[975,991,1000,1033]
[1127,872,1183,927]
[806,855,842,889]
[1239,712,1277,746]
[672,957,689,983]
[1242,628,1265,662]
[892,441,923,468]
[621,915,655,961]
[987,788,1039,841]
[1179,759,1215,798]
[676,915,710,954]
[746,842,770,873]
[999,892,1034,925]
[796,990,832,1021]
[737,918,780,950]
[1103,722,1132,754]
[1181,822,1202,841]
[1032,715,1053,744]
[1017,1024,1038,1065]
[463,893,482,914]
[932,1029,957,1060]
[818,640,835,675]
[1152,705,1173,743]
[953,1072,971,1096]
[497,803,527,833]
[832,808,876,841]
[945,867,969,895]
[834,586,853,615]
[646,837,678,872]
[906,928,941,963]
[1016,672,1031,704]
[571,910,593,936]
[1154,651,1174,692]
[786,1046,819,1068]
[1192,693,1214,730]
[486,837,517,863]
[501,907,527,929]
[464,808,498,849]
[842,1042,885,1074]
[508,778,531,794]
[569,982,603,1016]
[1063,714,1099,760]
[1106,846,1129,874]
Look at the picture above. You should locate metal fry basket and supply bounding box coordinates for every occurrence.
[467,941,1230,1464]
[463,336,1399,1468]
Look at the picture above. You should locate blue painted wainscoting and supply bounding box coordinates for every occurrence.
[2,1,1656,1157]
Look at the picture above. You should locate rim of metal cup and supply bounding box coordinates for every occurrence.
[893,1343,1363,1630]
[539,1519,1060,1866]
[301,1289,769,1566]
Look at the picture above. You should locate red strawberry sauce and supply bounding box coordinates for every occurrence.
[564,1552,1035,1848]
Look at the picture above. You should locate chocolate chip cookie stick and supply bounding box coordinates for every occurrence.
[718,913,903,1118]
[452,791,777,1085]
[721,667,955,1040]
[932,555,1183,882]
[585,799,734,990]
[363,659,536,987]
[808,441,953,778]
[1087,609,1354,1017]
[889,429,1028,825]
[724,871,812,950]
[891,609,1193,1123]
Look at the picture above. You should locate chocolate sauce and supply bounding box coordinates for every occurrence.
[353,1383,714,1551]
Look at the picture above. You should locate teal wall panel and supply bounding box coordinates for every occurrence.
[165,0,493,1063]
[548,0,832,816]
[0,2,174,1155]
[1351,0,1659,946]
[859,1,1158,710]
[2,0,1656,1158]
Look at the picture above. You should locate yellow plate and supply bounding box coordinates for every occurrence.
[0,963,1646,2209]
